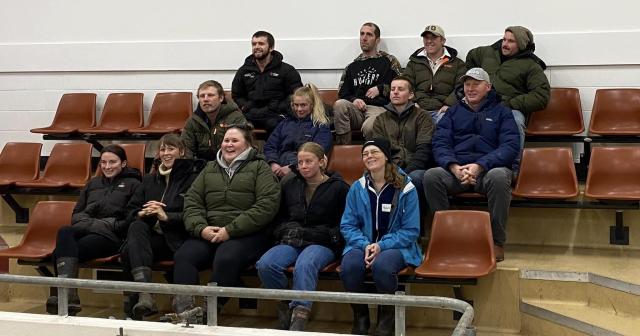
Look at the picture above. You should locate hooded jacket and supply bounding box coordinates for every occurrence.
[466,39,550,116]
[181,102,246,161]
[125,159,206,252]
[263,114,332,166]
[372,103,434,172]
[71,167,142,244]
[340,171,423,267]
[433,87,520,171]
[274,169,349,254]
[183,148,281,238]
[403,45,467,110]
[231,50,303,121]
[338,51,402,107]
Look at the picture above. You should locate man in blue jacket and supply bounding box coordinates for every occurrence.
[423,68,520,262]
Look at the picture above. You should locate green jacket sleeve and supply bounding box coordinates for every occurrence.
[180,119,198,159]
[465,47,481,69]
[507,65,551,115]
[225,161,281,238]
[444,60,467,107]
[182,165,210,238]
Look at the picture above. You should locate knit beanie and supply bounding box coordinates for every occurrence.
[505,26,533,51]
[362,138,392,162]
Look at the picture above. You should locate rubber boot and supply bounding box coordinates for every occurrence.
[335,132,352,145]
[350,304,370,335]
[374,305,395,336]
[289,305,311,331]
[46,257,81,315]
[131,266,158,320]
[277,300,292,330]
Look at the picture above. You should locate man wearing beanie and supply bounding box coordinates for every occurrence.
[403,24,466,124]
[466,26,550,159]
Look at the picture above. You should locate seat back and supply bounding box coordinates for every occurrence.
[16,201,75,254]
[513,147,578,199]
[526,88,584,135]
[95,143,146,176]
[0,142,42,184]
[319,90,339,106]
[97,93,144,129]
[145,92,192,128]
[327,145,365,185]
[585,146,640,200]
[49,93,96,129]
[589,89,640,135]
[42,143,93,184]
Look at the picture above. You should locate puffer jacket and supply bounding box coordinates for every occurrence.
[466,40,550,116]
[274,169,349,255]
[433,87,520,171]
[181,102,246,161]
[231,50,303,121]
[125,159,206,252]
[372,103,434,172]
[340,170,423,267]
[263,115,332,166]
[71,167,142,244]
[403,45,467,110]
[183,148,281,238]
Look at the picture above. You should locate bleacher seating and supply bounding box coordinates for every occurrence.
[512,147,579,199]
[326,145,364,185]
[526,88,584,136]
[585,146,640,201]
[14,143,93,189]
[78,93,144,134]
[30,93,97,135]
[128,92,193,134]
[95,143,147,176]
[589,89,640,135]
[0,143,42,187]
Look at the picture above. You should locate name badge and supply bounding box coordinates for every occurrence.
[381,204,392,213]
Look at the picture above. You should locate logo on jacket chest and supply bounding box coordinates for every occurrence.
[354,66,381,86]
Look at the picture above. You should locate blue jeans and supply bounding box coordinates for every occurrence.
[340,248,406,294]
[512,110,526,172]
[256,244,335,309]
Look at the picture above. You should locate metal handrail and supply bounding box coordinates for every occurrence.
[0,274,475,336]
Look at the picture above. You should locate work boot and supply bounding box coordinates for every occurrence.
[494,245,505,262]
[131,267,158,320]
[350,304,370,335]
[289,305,311,331]
[276,300,292,330]
[46,257,81,315]
[374,305,395,336]
[335,132,352,145]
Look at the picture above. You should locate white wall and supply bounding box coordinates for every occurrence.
[1,0,639,153]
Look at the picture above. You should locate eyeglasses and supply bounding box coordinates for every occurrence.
[362,149,382,158]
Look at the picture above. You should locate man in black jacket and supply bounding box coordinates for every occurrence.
[232,31,303,134]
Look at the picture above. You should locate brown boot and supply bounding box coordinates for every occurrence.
[494,245,504,262]
[335,132,352,145]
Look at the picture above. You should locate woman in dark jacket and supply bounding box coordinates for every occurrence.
[46,145,142,315]
[256,142,349,331]
[121,134,205,320]
[264,83,332,178]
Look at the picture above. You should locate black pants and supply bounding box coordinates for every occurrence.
[173,233,271,287]
[52,226,120,272]
[247,114,284,135]
[121,220,174,272]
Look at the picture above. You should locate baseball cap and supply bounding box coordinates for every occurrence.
[421,25,445,38]
[460,67,491,84]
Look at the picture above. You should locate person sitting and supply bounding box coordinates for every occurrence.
[339,138,422,336]
[46,145,142,315]
[256,142,349,331]
[172,124,281,321]
[120,134,206,320]
[264,83,332,179]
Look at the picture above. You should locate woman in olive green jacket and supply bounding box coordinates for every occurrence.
[172,124,281,318]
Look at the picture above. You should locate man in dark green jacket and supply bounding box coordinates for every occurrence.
[181,80,246,161]
[403,24,466,124]
[466,26,550,154]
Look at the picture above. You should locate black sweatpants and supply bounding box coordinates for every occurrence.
[52,226,120,272]
[121,220,174,272]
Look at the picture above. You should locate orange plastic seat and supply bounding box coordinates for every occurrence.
[327,145,365,185]
[30,93,96,135]
[589,89,640,135]
[128,92,192,134]
[513,148,579,199]
[0,142,42,186]
[0,201,75,260]
[95,143,146,176]
[415,210,496,279]
[319,90,339,106]
[78,93,143,134]
[15,143,93,188]
[585,146,640,201]
[526,88,584,135]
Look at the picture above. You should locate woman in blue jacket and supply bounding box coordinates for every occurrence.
[264,83,332,178]
[339,138,422,336]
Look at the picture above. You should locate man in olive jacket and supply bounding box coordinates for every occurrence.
[466,26,550,153]
[403,25,466,124]
[181,80,246,161]
[372,75,434,218]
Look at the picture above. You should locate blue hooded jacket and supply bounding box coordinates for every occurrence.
[340,170,423,267]
[433,87,520,171]
[263,115,332,166]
